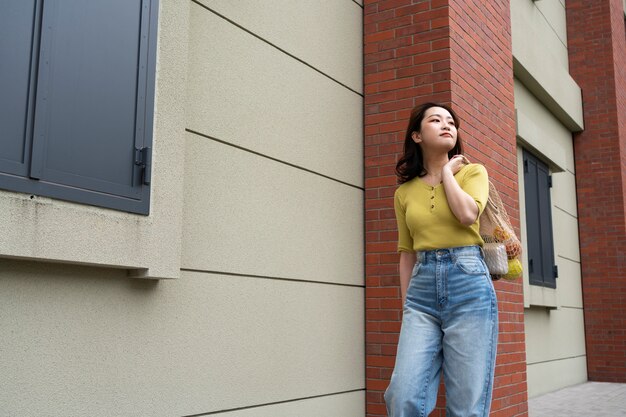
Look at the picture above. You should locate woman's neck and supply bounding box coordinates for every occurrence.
[423,153,449,176]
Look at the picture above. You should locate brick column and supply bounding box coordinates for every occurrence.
[364,1,528,416]
[566,0,626,382]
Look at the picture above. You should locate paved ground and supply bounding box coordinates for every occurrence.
[528,382,626,416]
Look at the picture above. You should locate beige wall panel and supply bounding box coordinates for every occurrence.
[187,6,363,187]
[552,208,580,263]
[511,2,583,130]
[182,133,364,286]
[512,0,568,67]
[527,356,587,398]
[552,170,578,217]
[212,391,365,417]
[193,0,363,93]
[534,0,568,49]
[0,261,364,417]
[525,307,586,364]
[555,257,583,308]
[514,79,575,172]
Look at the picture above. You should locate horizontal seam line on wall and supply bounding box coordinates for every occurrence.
[352,0,363,8]
[527,354,586,366]
[556,254,580,264]
[189,0,363,97]
[185,129,364,191]
[180,268,366,288]
[180,388,366,417]
[554,205,577,220]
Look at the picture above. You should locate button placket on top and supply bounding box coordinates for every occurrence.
[430,186,436,211]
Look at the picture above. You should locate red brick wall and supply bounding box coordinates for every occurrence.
[566,0,626,382]
[364,0,528,416]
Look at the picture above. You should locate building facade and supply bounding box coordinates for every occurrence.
[1,1,625,416]
[365,0,626,416]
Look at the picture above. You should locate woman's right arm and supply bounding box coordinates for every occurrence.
[399,251,417,305]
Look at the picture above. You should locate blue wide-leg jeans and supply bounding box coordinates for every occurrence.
[384,245,498,417]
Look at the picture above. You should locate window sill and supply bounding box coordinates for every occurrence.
[0,190,181,279]
[526,284,558,309]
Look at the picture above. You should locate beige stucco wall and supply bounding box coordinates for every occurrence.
[0,1,365,416]
[182,1,365,415]
[0,261,364,416]
[515,78,587,396]
[511,0,583,131]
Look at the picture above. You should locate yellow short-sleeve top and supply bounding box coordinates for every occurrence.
[394,163,489,252]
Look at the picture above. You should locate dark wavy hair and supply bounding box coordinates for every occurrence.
[395,102,464,184]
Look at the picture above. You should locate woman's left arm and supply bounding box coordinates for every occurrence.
[442,155,479,226]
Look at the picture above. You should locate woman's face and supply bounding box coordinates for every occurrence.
[412,106,458,153]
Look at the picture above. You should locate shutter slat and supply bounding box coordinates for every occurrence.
[537,162,556,287]
[0,0,40,177]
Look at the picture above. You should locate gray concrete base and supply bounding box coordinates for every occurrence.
[529,382,626,416]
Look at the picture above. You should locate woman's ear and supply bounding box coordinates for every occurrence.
[412,131,421,143]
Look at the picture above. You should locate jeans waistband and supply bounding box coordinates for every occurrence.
[417,245,483,263]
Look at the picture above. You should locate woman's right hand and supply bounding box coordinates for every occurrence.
[443,154,469,176]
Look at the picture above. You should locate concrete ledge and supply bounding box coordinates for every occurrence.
[513,58,583,132]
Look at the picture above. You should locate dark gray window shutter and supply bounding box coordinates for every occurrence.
[523,150,556,288]
[31,0,153,202]
[537,161,556,287]
[0,0,40,177]
[0,0,157,214]
[524,153,542,285]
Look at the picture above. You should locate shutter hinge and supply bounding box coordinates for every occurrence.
[523,159,528,173]
[135,147,152,185]
[553,264,559,278]
[548,175,553,188]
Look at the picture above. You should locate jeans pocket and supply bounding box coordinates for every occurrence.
[455,256,485,275]
[411,261,422,278]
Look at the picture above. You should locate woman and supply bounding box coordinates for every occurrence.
[384,102,498,417]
